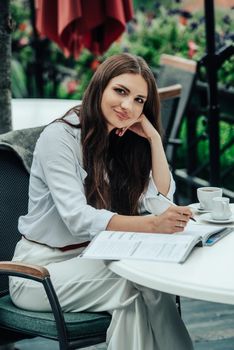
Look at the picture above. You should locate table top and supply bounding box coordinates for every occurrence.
[12,98,81,130]
[108,205,234,305]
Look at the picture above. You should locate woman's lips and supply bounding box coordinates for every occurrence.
[114,110,129,121]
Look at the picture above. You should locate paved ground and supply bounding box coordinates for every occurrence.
[182,298,234,350]
[4,297,233,350]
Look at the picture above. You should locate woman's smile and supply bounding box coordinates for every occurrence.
[113,109,130,121]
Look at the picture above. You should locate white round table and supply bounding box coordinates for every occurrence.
[108,211,234,305]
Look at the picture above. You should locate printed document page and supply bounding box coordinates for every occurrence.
[80,231,196,263]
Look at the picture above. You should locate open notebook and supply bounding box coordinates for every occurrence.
[80,223,232,263]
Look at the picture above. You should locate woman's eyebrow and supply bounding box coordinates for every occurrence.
[115,84,147,99]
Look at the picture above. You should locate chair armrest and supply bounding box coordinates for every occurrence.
[0,263,68,341]
[158,84,182,101]
[0,261,50,280]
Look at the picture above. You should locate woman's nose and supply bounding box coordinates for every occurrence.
[120,98,133,111]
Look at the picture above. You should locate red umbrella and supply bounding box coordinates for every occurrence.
[35,0,134,58]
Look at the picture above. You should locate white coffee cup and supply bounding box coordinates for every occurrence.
[197,187,222,211]
[211,197,232,220]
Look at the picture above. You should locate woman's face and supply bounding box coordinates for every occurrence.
[101,73,148,133]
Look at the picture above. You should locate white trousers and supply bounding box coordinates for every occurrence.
[10,238,194,350]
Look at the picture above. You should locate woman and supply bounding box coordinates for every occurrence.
[10,53,194,349]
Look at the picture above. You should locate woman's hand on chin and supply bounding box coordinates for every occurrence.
[115,114,160,141]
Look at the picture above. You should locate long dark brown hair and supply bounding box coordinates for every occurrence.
[64,53,161,215]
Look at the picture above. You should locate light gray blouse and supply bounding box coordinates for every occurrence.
[18,115,175,248]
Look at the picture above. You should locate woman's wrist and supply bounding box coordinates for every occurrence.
[146,215,159,232]
[148,130,162,144]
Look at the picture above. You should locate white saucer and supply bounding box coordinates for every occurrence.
[188,203,211,213]
[200,213,234,224]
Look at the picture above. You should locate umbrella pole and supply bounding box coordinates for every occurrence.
[204,0,220,186]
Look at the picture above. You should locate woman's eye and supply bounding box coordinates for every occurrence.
[114,88,126,95]
[136,98,144,104]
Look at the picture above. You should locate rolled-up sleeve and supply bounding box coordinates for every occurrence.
[38,125,115,238]
[139,172,176,215]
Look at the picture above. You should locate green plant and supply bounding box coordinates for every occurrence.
[10,1,234,191]
[177,116,234,191]
[11,1,234,99]
[11,59,28,97]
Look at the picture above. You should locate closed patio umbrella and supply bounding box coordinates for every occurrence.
[35,0,134,58]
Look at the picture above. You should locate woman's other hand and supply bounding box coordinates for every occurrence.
[107,206,194,234]
[151,206,193,234]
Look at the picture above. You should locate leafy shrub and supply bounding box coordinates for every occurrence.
[11,1,234,98]
[10,0,234,190]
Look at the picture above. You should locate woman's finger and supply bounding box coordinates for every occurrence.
[116,127,126,137]
[173,206,193,220]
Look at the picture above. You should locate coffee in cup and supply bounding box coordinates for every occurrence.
[211,197,232,220]
[197,187,222,211]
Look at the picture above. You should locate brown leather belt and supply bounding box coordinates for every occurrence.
[59,241,90,251]
[22,235,90,252]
